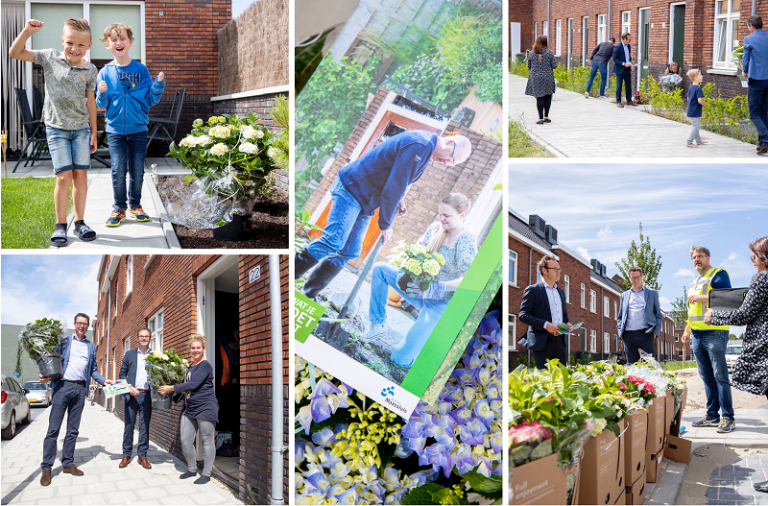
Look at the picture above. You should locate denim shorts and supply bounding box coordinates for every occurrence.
[45,126,91,174]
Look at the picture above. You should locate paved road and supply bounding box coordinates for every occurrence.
[508,74,761,158]
[1,406,46,450]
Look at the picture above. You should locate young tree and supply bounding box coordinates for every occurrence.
[14,340,23,380]
[615,223,662,291]
[671,286,689,329]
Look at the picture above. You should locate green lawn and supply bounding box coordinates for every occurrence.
[661,360,697,372]
[509,116,553,158]
[2,177,71,249]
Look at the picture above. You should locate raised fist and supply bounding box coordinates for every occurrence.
[157,72,165,82]
[25,19,44,34]
[98,80,108,93]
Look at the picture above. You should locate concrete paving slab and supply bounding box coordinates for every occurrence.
[508,74,762,159]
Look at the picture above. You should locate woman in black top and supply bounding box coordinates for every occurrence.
[525,35,558,125]
[158,335,219,484]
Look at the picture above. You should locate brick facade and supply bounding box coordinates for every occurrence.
[525,0,767,98]
[508,212,691,365]
[304,87,503,264]
[93,254,288,503]
[510,0,534,55]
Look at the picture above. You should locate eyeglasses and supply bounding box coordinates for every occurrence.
[75,322,89,327]
[629,275,643,281]
[543,266,562,272]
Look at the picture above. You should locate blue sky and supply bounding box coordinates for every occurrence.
[232,0,256,19]
[1,255,101,328]
[508,163,767,318]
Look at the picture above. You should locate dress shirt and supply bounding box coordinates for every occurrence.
[623,43,631,65]
[544,282,564,326]
[135,348,151,389]
[62,335,89,381]
[626,287,647,331]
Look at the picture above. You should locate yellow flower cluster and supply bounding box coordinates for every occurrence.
[208,116,227,124]
[333,399,402,469]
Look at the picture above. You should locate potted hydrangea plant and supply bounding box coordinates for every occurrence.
[19,318,66,380]
[388,242,446,293]
[145,348,188,410]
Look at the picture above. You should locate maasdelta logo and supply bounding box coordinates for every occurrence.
[380,386,406,414]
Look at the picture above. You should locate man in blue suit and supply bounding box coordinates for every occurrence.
[294,130,472,299]
[38,313,112,486]
[742,15,768,155]
[616,266,664,363]
[613,32,638,108]
[118,327,153,470]
[519,255,572,369]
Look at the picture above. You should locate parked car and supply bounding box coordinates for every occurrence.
[22,381,52,407]
[1,374,31,439]
[726,340,743,373]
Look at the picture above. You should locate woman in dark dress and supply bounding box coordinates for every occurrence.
[158,335,219,485]
[525,35,558,125]
[705,237,768,493]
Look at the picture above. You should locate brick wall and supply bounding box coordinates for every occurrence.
[212,92,289,192]
[305,87,503,264]
[510,0,534,54]
[144,0,231,155]
[238,255,289,504]
[527,0,766,99]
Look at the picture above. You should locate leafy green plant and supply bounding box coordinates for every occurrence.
[508,115,552,158]
[391,51,468,110]
[267,95,289,171]
[509,57,530,78]
[19,318,64,361]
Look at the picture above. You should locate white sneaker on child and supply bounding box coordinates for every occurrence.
[361,323,388,342]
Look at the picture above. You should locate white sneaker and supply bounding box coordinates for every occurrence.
[361,323,388,342]
[584,92,590,98]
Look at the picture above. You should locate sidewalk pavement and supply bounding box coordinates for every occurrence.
[508,74,760,158]
[643,407,768,505]
[1,402,241,505]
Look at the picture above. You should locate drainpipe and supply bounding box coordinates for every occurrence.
[106,279,111,411]
[528,249,533,366]
[600,287,604,361]
[607,0,612,40]
[547,0,551,40]
[269,255,285,505]
[753,0,757,15]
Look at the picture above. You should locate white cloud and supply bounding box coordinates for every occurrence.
[597,226,613,240]
[576,247,591,262]
[674,268,696,279]
[721,252,739,267]
[659,296,672,311]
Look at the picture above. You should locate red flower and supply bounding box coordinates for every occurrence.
[618,382,628,390]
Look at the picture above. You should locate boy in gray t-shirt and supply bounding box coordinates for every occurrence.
[10,17,99,247]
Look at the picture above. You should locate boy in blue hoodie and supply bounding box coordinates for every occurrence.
[95,22,165,226]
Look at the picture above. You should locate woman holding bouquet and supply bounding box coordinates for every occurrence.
[157,335,218,485]
[364,193,477,367]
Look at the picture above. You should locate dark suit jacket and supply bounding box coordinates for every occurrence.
[518,281,570,352]
[613,42,632,75]
[119,348,149,403]
[50,334,106,395]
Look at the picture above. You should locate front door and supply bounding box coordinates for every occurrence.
[567,18,573,70]
[671,5,685,69]
[639,8,651,86]
[582,17,589,66]
[309,111,442,270]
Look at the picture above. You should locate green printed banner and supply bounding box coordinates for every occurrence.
[294,291,325,343]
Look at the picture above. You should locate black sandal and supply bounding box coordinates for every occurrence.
[536,120,545,125]
[50,226,68,247]
[75,223,97,242]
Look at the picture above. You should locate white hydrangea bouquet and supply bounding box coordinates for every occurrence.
[389,242,446,292]
[167,114,279,226]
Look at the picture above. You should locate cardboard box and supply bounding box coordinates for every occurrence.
[669,388,688,437]
[624,411,648,486]
[625,473,647,506]
[645,450,663,483]
[510,453,571,505]
[577,419,626,505]
[215,431,232,449]
[613,490,626,505]
[663,390,674,436]
[664,435,692,464]
[646,397,665,454]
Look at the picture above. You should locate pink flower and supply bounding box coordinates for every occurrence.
[618,382,628,390]
[510,420,552,446]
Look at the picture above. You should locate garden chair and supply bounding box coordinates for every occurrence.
[13,88,48,173]
[147,87,186,150]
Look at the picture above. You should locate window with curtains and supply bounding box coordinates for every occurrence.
[622,11,631,35]
[590,330,597,352]
[597,15,607,43]
[714,0,740,68]
[604,332,610,352]
[604,296,610,317]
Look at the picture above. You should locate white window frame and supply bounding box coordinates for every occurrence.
[713,0,740,69]
[590,330,597,353]
[604,332,611,353]
[125,255,133,300]
[675,333,679,342]
[564,274,570,303]
[124,336,131,354]
[509,314,517,349]
[556,19,562,56]
[543,20,549,40]
[614,300,618,319]
[509,251,518,287]
[590,290,597,313]
[604,296,610,318]
[597,14,607,43]
[113,279,118,317]
[622,11,631,35]
[535,22,539,40]
[148,308,164,352]
[581,283,586,308]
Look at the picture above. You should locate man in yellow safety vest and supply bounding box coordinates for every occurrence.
[681,245,734,433]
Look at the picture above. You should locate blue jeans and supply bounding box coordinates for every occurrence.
[108,132,148,210]
[616,70,633,103]
[747,78,768,146]
[45,126,91,173]
[42,381,86,470]
[306,178,372,269]
[369,262,449,367]
[586,60,608,96]
[123,391,152,458]
[692,330,734,420]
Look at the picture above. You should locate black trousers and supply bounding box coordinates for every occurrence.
[533,334,567,369]
[622,329,655,363]
[536,95,552,119]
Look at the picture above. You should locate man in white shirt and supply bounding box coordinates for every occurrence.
[616,266,664,363]
[39,313,112,486]
[118,327,154,469]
